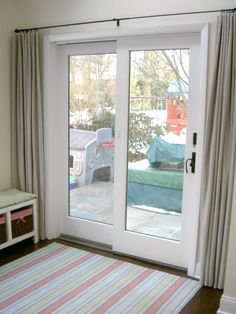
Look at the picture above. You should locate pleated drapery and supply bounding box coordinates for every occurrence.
[200,11,236,289]
[12,31,45,239]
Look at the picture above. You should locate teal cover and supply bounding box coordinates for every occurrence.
[147,137,185,164]
[128,159,183,190]
[128,159,184,212]
[127,182,182,212]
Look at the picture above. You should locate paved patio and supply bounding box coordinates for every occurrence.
[70,181,182,241]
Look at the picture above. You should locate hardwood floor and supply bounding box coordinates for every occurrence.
[0,239,222,314]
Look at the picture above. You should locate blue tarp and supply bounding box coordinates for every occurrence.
[127,182,182,212]
[147,137,185,164]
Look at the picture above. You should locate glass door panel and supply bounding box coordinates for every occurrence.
[69,53,116,225]
[126,49,189,241]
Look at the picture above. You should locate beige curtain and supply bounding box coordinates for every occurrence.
[200,11,236,289]
[12,31,45,239]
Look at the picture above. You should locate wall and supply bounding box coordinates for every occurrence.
[14,0,235,28]
[225,194,236,294]
[0,0,18,190]
[219,175,236,312]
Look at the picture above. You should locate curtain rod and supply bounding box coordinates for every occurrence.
[14,7,235,33]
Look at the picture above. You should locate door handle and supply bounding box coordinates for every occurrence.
[185,152,196,173]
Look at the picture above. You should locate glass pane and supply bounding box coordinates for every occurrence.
[126,49,189,241]
[69,53,116,224]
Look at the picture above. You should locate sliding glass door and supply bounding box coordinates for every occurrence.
[113,35,202,268]
[59,34,203,269]
[61,42,116,245]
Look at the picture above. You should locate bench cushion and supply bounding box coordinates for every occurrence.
[0,189,36,209]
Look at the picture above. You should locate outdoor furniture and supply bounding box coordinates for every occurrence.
[127,159,183,213]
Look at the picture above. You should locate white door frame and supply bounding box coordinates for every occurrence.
[43,23,208,277]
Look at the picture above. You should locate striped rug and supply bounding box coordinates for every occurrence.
[0,242,200,314]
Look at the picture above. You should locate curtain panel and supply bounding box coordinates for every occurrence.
[200,11,236,289]
[12,30,45,239]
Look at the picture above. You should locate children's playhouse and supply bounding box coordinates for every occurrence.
[70,128,114,189]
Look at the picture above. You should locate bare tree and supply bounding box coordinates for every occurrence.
[160,50,189,106]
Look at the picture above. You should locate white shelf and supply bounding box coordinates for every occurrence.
[0,198,39,250]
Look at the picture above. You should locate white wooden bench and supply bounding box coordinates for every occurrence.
[0,189,39,250]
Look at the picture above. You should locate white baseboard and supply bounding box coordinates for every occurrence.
[188,262,200,279]
[194,262,201,279]
[217,295,236,314]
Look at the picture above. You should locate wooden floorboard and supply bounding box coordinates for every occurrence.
[0,239,222,314]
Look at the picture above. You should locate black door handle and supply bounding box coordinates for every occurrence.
[185,152,196,173]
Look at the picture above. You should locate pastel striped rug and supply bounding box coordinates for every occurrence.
[0,243,200,314]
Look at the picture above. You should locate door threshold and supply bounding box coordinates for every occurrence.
[59,234,187,275]
[59,234,112,252]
